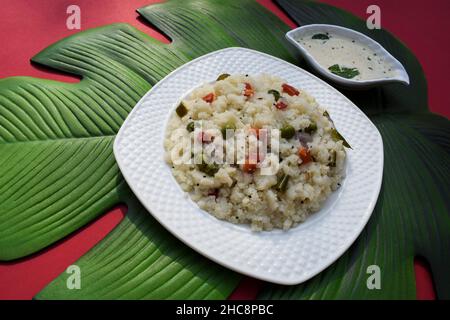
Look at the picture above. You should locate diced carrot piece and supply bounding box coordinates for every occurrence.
[243,82,254,97]
[298,147,313,164]
[275,100,288,110]
[202,93,215,103]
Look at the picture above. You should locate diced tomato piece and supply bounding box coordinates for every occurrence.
[275,100,288,110]
[243,83,254,97]
[202,93,215,103]
[282,83,300,96]
[298,147,313,164]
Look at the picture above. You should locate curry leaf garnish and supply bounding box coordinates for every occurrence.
[216,73,230,81]
[331,128,352,148]
[176,102,188,117]
[268,89,280,101]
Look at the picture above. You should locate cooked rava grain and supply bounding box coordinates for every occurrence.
[164,74,349,231]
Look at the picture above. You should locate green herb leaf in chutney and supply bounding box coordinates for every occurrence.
[328,64,360,79]
[312,33,330,40]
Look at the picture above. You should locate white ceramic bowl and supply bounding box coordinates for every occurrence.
[114,47,383,285]
[286,24,410,88]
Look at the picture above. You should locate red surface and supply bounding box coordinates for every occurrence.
[229,277,264,300]
[0,0,445,300]
[414,257,437,300]
[0,206,126,300]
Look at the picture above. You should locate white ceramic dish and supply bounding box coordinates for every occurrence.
[114,47,384,285]
[286,24,410,88]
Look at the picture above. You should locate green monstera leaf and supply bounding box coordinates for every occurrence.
[0,0,293,299]
[36,189,239,299]
[257,0,450,299]
[1,0,448,300]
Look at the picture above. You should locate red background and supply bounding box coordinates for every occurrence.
[0,0,446,300]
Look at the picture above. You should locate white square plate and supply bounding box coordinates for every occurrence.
[113,47,383,285]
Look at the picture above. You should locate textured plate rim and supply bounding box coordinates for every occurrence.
[113,47,384,285]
